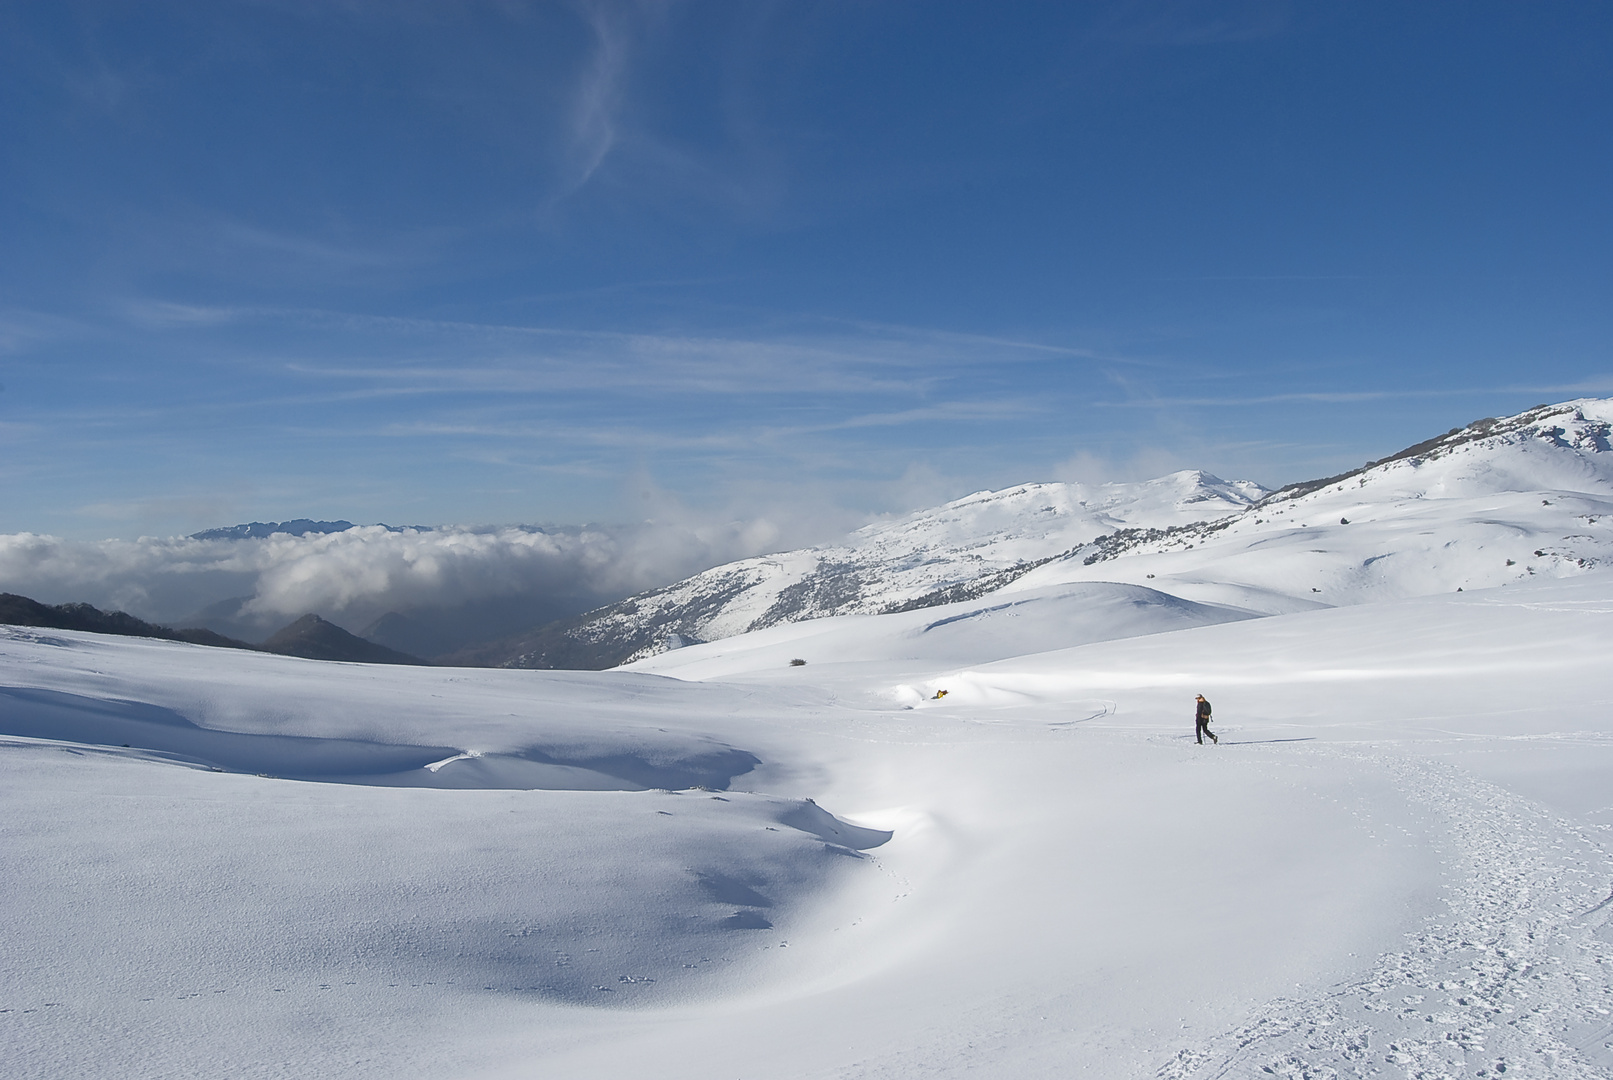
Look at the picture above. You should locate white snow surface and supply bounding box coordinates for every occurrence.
[1021,399,1613,611]
[588,402,1613,665]
[6,399,1613,1079]
[625,580,1259,681]
[593,470,1265,660]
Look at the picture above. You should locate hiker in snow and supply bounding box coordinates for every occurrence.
[1194,694,1217,745]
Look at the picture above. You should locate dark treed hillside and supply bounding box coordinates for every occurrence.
[259,614,428,666]
[0,593,257,650]
[1,594,427,666]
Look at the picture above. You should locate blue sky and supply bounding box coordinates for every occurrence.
[3,0,1611,541]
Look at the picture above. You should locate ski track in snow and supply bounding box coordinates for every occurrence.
[1160,745,1613,1080]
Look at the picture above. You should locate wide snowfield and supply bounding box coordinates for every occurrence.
[5,572,1613,1078]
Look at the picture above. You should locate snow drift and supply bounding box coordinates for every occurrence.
[4,398,1613,1079]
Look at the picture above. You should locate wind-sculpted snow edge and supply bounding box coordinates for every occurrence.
[0,684,769,792]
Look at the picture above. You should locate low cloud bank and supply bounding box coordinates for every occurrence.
[0,518,806,650]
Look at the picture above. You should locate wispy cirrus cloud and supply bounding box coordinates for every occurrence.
[235,310,1108,398]
[754,399,1048,437]
[0,308,93,353]
[818,315,1154,366]
[119,300,244,328]
[107,298,1136,374]
[559,0,635,197]
[380,396,1046,449]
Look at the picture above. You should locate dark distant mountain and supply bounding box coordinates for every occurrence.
[435,608,637,670]
[359,593,604,661]
[190,519,358,540]
[258,614,427,665]
[171,596,266,642]
[0,593,256,650]
[1,593,428,667]
[359,611,431,654]
[188,519,437,540]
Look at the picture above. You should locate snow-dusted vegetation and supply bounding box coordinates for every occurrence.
[5,400,1613,1078]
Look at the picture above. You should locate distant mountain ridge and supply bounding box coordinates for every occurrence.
[190,519,360,540]
[442,470,1269,670]
[259,614,426,666]
[0,594,428,666]
[997,398,1613,611]
[1070,400,1613,563]
[0,593,258,650]
[43,399,1613,673]
[189,520,437,540]
[452,398,1613,671]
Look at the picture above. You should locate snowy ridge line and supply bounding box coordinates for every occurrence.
[1158,746,1613,1080]
[9,399,1610,669]
[1265,401,1613,506]
[1084,400,1613,570]
[449,470,1267,669]
[562,398,1613,668]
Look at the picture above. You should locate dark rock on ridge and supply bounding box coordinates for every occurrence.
[190,519,358,540]
[258,614,427,665]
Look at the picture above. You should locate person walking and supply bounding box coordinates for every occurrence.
[1194,694,1217,745]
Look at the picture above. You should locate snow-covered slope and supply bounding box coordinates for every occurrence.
[623,401,1613,686]
[5,570,1613,1079]
[8,398,1613,1079]
[1015,398,1613,610]
[487,399,1613,669]
[477,470,1265,668]
[624,580,1258,681]
[629,471,1264,638]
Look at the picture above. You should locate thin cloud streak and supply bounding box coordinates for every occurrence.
[115,301,1121,370]
[97,303,1151,405]
[755,399,1047,438]
[210,219,403,270]
[561,5,625,195]
[366,399,1046,452]
[824,314,1154,366]
[285,359,934,398]
[375,420,756,452]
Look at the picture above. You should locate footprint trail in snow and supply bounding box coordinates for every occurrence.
[1160,748,1613,1079]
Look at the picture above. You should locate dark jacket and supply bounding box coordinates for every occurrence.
[1196,699,1212,721]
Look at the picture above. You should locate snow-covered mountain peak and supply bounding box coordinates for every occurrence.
[850,470,1267,556]
[1269,398,1613,507]
[466,397,1613,669]
[1019,397,1613,612]
[472,470,1270,668]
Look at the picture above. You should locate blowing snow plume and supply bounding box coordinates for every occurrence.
[0,519,802,657]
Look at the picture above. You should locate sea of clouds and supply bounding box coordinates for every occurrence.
[0,517,801,649]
